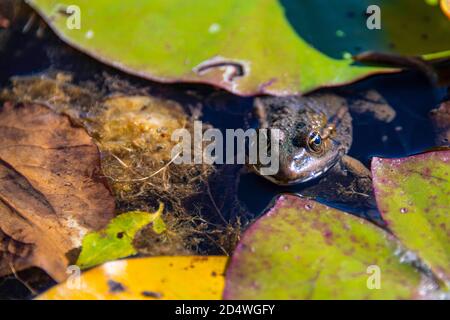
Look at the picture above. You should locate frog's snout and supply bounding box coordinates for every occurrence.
[263,140,345,186]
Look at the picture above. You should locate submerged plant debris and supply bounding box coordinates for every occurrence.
[0,72,245,262]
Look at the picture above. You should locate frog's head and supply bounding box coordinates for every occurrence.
[250,95,352,185]
[252,101,347,185]
[266,125,346,185]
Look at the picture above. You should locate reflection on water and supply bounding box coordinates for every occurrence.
[279,0,449,59]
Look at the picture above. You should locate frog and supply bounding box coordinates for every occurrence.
[248,90,396,217]
[252,93,379,184]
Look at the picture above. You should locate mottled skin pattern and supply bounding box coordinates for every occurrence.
[248,92,388,219]
[252,93,355,185]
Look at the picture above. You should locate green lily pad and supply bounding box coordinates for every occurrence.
[281,0,450,60]
[224,195,422,299]
[372,151,450,286]
[76,203,166,269]
[27,0,450,96]
[27,0,386,96]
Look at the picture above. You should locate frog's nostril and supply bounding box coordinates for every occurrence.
[292,134,303,147]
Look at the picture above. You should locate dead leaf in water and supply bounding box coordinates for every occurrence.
[0,102,115,281]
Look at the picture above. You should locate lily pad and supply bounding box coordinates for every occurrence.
[76,203,166,269]
[27,0,450,96]
[372,151,450,285]
[224,195,422,299]
[281,0,450,60]
[27,0,385,96]
[37,256,227,300]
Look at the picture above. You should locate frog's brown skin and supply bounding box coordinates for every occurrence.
[249,92,390,216]
[251,93,367,185]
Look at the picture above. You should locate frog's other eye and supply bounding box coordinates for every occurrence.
[307,131,323,152]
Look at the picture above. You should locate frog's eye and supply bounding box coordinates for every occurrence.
[307,131,323,152]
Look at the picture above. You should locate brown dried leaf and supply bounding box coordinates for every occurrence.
[0,102,115,281]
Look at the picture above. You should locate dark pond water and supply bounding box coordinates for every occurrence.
[0,7,447,299]
[0,11,447,226]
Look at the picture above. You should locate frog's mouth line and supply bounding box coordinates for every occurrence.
[259,143,345,186]
[271,161,339,186]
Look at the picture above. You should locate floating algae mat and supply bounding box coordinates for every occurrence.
[0,72,244,258]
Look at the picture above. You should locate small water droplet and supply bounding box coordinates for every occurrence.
[400,207,408,214]
[335,29,346,38]
[85,30,94,39]
[208,23,221,34]
[342,51,352,60]
[283,244,290,251]
[304,204,312,210]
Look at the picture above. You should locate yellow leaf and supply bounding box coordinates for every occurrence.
[441,0,450,19]
[37,256,227,300]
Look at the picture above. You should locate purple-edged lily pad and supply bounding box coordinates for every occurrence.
[372,150,450,286]
[224,195,422,299]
